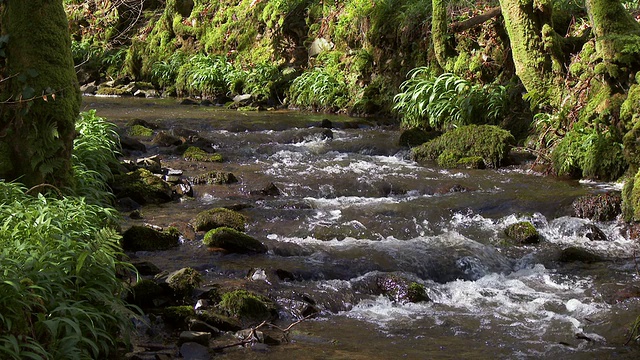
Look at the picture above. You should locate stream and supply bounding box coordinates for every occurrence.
[83,96,640,359]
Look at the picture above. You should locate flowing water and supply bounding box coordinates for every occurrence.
[84,97,640,359]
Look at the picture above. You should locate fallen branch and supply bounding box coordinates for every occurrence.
[450,7,501,33]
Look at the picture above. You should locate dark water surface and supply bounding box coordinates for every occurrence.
[84,96,640,359]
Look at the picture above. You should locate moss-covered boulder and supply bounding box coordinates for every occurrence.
[412,125,514,168]
[111,168,173,204]
[121,225,181,251]
[127,124,154,137]
[128,279,166,308]
[398,128,441,147]
[194,208,246,232]
[189,171,239,185]
[376,275,430,304]
[218,289,277,321]
[183,146,223,162]
[504,222,540,244]
[573,192,621,221]
[167,267,203,299]
[203,227,267,254]
[164,306,197,328]
[153,131,183,146]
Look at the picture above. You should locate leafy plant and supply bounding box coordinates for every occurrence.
[393,69,510,130]
[175,54,233,97]
[151,51,188,89]
[289,67,348,111]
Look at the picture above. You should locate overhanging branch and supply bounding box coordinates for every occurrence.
[449,7,502,33]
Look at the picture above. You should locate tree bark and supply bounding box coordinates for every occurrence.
[450,7,501,33]
[585,0,640,65]
[432,0,455,70]
[0,0,81,188]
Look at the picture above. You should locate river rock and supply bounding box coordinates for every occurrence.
[153,131,183,147]
[189,171,238,185]
[219,289,277,321]
[197,311,242,331]
[166,267,203,299]
[174,180,194,197]
[80,81,98,95]
[572,192,621,221]
[233,93,253,106]
[136,155,162,173]
[189,319,222,337]
[194,208,246,232]
[179,342,210,360]
[121,225,180,251]
[250,182,281,196]
[577,223,608,241]
[203,227,267,254]
[183,146,223,162]
[178,331,211,346]
[120,135,147,153]
[180,98,199,105]
[131,260,162,276]
[504,221,540,244]
[376,274,430,304]
[127,279,167,308]
[558,246,604,263]
[164,306,197,328]
[112,168,173,204]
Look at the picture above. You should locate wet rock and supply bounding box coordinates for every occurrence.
[250,182,281,196]
[131,260,162,276]
[376,274,430,304]
[219,289,277,321]
[180,98,199,105]
[197,310,242,331]
[153,131,183,147]
[174,181,194,197]
[248,268,271,283]
[189,171,238,185]
[398,128,441,147]
[572,192,621,221]
[178,331,211,347]
[117,197,141,212]
[120,136,147,153]
[128,279,166,308]
[275,269,295,281]
[127,118,159,129]
[194,208,246,232]
[233,93,253,106]
[504,221,540,244]
[203,227,267,254]
[80,81,98,95]
[189,319,222,337]
[129,209,143,219]
[577,224,608,241]
[136,155,162,173]
[321,118,333,129]
[167,267,203,299]
[112,168,173,205]
[435,183,469,194]
[164,306,196,328]
[183,146,223,162]
[121,225,181,251]
[127,124,154,137]
[180,342,210,360]
[558,247,604,263]
[285,128,333,143]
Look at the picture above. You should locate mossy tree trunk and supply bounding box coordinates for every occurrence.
[497,0,562,106]
[432,0,454,71]
[585,0,640,66]
[0,0,81,188]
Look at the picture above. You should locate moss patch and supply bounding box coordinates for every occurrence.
[127,124,154,137]
[194,207,246,232]
[183,146,223,162]
[218,289,276,320]
[167,267,203,299]
[412,125,514,168]
[504,221,540,245]
[164,305,196,328]
[203,227,267,254]
[189,171,238,185]
[121,225,181,251]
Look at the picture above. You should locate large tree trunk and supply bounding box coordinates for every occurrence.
[586,0,640,65]
[432,0,453,70]
[497,0,561,105]
[0,0,81,188]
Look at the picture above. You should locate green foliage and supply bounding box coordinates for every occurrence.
[175,54,234,97]
[0,182,135,359]
[71,110,120,206]
[151,51,187,89]
[393,69,510,130]
[289,67,348,111]
[412,125,514,168]
[552,125,626,180]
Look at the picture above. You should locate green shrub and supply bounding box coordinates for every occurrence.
[0,183,135,359]
[393,69,510,130]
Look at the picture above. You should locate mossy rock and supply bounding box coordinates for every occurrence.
[203,227,267,254]
[153,131,183,146]
[164,306,196,328]
[412,125,514,168]
[376,275,430,304]
[183,146,223,162]
[128,279,166,308]
[398,128,441,147]
[96,86,132,96]
[197,310,242,331]
[111,168,173,204]
[194,208,246,232]
[436,152,485,169]
[504,222,540,244]
[558,247,604,263]
[127,124,154,137]
[121,225,181,251]
[167,267,203,298]
[573,193,621,221]
[218,289,277,321]
[189,171,239,185]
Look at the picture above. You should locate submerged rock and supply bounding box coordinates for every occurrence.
[193,207,246,232]
[504,221,540,244]
[573,192,621,221]
[250,182,281,196]
[121,225,181,251]
[203,227,267,254]
[559,247,604,263]
[376,274,430,304]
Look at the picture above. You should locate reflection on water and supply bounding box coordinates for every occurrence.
[86,96,640,359]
